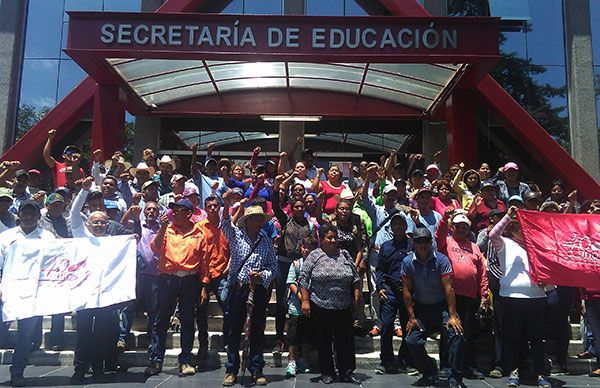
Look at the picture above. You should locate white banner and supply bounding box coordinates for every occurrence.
[1,235,137,322]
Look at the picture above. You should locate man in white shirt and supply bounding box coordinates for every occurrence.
[0,200,55,387]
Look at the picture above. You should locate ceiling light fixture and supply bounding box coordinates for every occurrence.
[260,115,322,122]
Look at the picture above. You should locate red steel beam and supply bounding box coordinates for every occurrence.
[1,0,207,167]
[0,77,96,168]
[380,0,600,198]
[91,84,125,157]
[477,76,600,199]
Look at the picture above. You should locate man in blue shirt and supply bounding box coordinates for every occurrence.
[375,213,414,375]
[401,228,465,388]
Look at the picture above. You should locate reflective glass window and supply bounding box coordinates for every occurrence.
[19,59,60,108]
[344,0,369,16]
[243,0,282,15]
[222,0,243,13]
[103,0,142,12]
[63,0,102,21]
[24,0,63,58]
[57,59,87,100]
[306,0,343,16]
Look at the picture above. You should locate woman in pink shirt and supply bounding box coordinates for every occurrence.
[432,179,461,216]
[312,165,345,215]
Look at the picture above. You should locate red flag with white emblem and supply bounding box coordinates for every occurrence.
[517,210,600,288]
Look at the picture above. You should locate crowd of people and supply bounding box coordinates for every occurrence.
[0,130,599,387]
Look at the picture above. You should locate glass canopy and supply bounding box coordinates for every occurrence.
[107,59,464,113]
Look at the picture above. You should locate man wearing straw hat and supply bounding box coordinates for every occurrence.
[220,192,278,386]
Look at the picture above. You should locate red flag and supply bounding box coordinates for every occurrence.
[517,210,600,289]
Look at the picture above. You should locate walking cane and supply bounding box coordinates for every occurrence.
[240,282,256,383]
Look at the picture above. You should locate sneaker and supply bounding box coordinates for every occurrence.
[286,361,297,377]
[179,363,196,376]
[144,362,162,376]
[448,379,461,388]
[321,374,334,384]
[69,371,85,385]
[116,338,126,352]
[413,376,436,386]
[340,373,361,384]
[506,369,520,387]
[439,367,451,379]
[50,345,62,351]
[297,358,311,373]
[549,364,568,376]
[272,340,285,355]
[252,372,268,386]
[537,375,550,388]
[10,374,26,387]
[394,327,403,337]
[375,363,388,375]
[406,366,419,376]
[223,373,237,386]
[466,367,485,380]
[489,367,504,378]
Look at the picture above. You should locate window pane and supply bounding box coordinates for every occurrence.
[290,78,358,94]
[209,62,286,81]
[361,84,430,109]
[217,77,286,92]
[243,0,281,15]
[24,0,63,58]
[63,0,102,21]
[591,0,600,66]
[57,59,87,100]
[131,68,211,96]
[288,63,364,82]
[222,0,243,13]
[19,59,60,109]
[306,0,343,16]
[526,0,564,66]
[103,0,141,12]
[344,0,369,16]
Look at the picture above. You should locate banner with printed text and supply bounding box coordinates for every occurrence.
[518,210,600,289]
[1,235,136,322]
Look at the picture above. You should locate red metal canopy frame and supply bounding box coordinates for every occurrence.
[2,0,598,200]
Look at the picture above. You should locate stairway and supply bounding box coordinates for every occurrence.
[0,292,597,375]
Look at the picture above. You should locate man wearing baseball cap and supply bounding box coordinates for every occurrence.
[495,162,530,206]
[0,188,16,233]
[435,209,489,380]
[0,200,55,387]
[43,129,85,188]
[401,227,465,388]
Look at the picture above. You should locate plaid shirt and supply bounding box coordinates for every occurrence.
[220,216,278,286]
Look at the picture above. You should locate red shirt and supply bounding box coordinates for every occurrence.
[470,199,506,232]
[321,180,344,215]
[436,219,488,301]
[52,161,85,188]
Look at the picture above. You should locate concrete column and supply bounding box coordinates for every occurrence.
[131,0,163,163]
[421,0,448,169]
[422,122,447,170]
[422,0,447,16]
[279,122,304,169]
[277,0,306,167]
[0,0,28,152]
[562,0,600,182]
[141,0,163,12]
[133,116,161,163]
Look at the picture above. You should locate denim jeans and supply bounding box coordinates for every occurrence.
[379,287,411,367]
[119,273,158,343]
[585,300,600,369]
[405,301,466,384]
[150,274,199,364]
[196,276,228,349]
[10,316,42,376]
[546,286,576,366]
[225,284,269,374]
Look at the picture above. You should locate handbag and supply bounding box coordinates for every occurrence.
[220,235,263,304]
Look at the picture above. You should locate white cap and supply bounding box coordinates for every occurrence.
[451,213,471,227]
[383,185,398,194]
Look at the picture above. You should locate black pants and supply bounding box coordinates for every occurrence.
[488,274,504,369]
[546,286,575,366]
[274,260,292,342]
[74,306,120,373]
[312,303,356,377]
[501,297,546,375]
